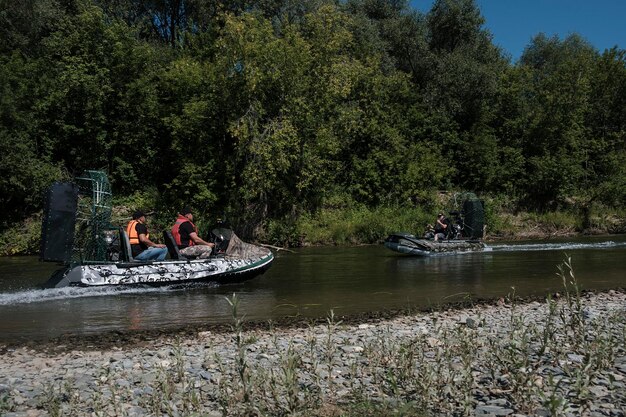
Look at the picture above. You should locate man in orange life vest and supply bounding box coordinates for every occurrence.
[126,210,168,261]
[171,207,214,259]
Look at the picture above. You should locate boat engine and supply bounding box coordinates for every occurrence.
[104,229,121,262]
[210,218,233,254]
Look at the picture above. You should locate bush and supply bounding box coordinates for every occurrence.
[0,213,43,256]
[292,204,432,246]
[522,211,581,232]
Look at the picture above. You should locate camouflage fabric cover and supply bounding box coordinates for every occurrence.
[225,233,271,259]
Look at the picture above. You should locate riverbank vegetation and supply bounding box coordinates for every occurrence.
[1,0,625,253]
[1,192,626,255]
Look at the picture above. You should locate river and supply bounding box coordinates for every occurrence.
[1,235,625,344]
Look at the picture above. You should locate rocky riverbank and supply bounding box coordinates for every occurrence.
[1,289,625,417]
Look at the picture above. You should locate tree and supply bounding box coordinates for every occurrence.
[583,47,626,207]
[35,4,170,192]
[0,0,68,55]
[426,0,484,53]
[516,33,597,208]
[0,52,63,229]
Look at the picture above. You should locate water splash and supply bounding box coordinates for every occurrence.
[489,240,626,253]
[0,285,184,306]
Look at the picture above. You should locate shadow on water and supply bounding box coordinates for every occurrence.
[0,235,625,343]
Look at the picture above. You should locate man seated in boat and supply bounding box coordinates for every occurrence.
[171,207,215,259]
[434,213,451,241]
[126,210,168,261]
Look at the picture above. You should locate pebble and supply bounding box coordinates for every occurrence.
[475,405,514,415]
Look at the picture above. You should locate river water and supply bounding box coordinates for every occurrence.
[1,235,625,344]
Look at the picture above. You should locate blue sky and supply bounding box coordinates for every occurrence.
[411,0,626,61]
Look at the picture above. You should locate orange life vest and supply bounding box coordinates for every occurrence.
[126,220,149,245]
[171,215,197,247]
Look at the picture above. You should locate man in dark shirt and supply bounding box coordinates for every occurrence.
[434,212,449,241]
[126,210,168,261]
[171,207,214,259]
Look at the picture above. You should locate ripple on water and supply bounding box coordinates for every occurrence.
[489,240,626,253]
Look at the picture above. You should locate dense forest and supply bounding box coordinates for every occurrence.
[1,0,625,248]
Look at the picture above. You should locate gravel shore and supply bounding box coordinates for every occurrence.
[1,289,625,416]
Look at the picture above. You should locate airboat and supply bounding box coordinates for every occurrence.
[384,193,489,256]
[40,171,273,288]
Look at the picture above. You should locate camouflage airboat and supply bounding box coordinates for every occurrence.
[384,193,489,256]
[40,171,273,288]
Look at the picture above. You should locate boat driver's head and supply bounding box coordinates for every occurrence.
[181,206,193,220]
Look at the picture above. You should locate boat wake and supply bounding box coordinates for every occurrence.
[489,240,626,253]
[0,284,210,306]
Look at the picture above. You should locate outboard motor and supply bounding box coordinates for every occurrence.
[104,230,121,261]
[448,211,463,239]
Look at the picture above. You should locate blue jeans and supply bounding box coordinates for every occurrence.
[135,247,168,261]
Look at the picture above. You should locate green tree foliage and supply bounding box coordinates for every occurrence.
[1,0,625,240]
[0,0,69,55]
[34,4,172,191]
[0,35,64,230]
[515,34,597,208]
[584,48,626,206]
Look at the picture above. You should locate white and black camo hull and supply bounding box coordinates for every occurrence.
[384,233,487,256]
[46,252,274,288]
